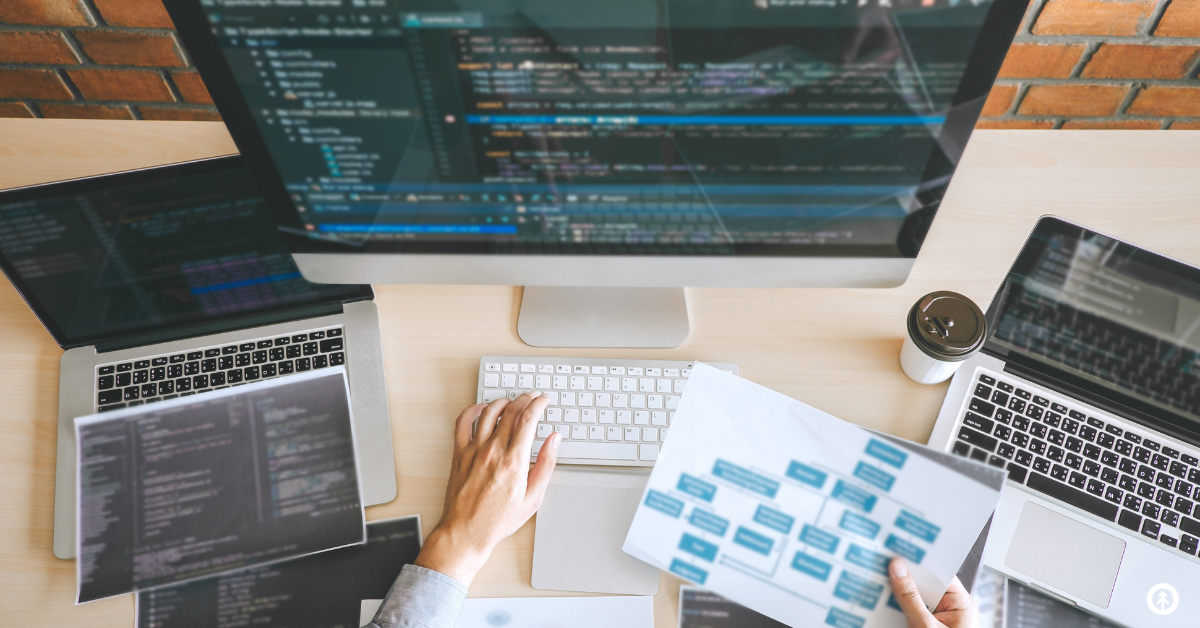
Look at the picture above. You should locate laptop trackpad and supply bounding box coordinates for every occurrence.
[1004,502,1125,607]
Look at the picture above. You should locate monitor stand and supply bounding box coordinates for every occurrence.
[517,287,689,348]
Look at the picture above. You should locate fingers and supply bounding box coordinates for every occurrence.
[493,392,536,445]
[888,558,936,628]
[508,392,549,451]
[474,397,510,443]
[525,431,561,510]
[454,403,484,454]
[933,576,973,614]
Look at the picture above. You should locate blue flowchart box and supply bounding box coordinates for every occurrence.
[831,480,877,513]
[733,526,774,555]
[845,544,891,575]
[839,510,880,539]
[834,570,885,610]
[885,534,927,564]
[679,532,719,562]
[712,459,779,498]
[689,509,729,537]
[670,558,708,585]
[754,505,795,534]
[786,460,828,489]
[677,473,717,502]
[865,438,907,469]
[644,489,684,518]
[853,461,896,492]
[799,524,840,554]
[894,510,941,543]
[791,551,832,581]
[825,607,866,628]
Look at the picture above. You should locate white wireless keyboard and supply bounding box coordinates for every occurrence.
[477,356,738,467]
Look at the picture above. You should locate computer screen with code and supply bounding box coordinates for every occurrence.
[174,0,1021,256]
[136,516,420,628]
[76,369,364,603]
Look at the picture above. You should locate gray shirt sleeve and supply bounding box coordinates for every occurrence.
[367,564,467,628]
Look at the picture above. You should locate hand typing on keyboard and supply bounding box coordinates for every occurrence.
[888,559,977,628]
[414,392,561,586]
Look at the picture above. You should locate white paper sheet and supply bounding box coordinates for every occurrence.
[359,596,654,628]
[623,364,1003,628]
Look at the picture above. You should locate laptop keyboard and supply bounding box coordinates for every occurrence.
[95,326,345,411]
[950,367,1200,560]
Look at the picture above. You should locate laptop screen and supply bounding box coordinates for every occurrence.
[0,158,369,349]
[987,217,1200,435]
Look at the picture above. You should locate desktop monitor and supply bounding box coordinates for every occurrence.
[166,0,1029,347]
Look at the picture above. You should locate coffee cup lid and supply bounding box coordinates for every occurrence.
[907,291,986,362]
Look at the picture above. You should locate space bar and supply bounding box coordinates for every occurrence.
[533,441,638,461]
[1026,473,1118,522]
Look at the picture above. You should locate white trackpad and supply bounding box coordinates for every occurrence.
[532,468,659,595]
[1004,502,1125,607]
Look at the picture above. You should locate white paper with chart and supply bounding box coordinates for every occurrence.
[623,364,1002,628]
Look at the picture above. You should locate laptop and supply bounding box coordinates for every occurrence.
[0,156,396,560]
[928,216,1200,626]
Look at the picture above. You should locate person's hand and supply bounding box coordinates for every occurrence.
[414,392,561,586]
[888,558,977,628]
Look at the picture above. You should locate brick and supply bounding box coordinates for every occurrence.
[1033,0,1154,36]
[138,105,221,121]
[1156,0,1200,37]
[1060,119,1162,129]
[0,69,73,100]
[73,31,184,67]
[0,0,92,27]
[1127,86,1200,117]
[981,85,1019,117]
[1081,44,1200,79]
[39,102,133,119]
[997,44,1085,79]
[975,119,1056,129]
[1171,121,1200,129]
[66,68,173,102]
[172,72,213,104]
[1018,84,1128,117]
[92,0,174,29]
[0,31,80,65]
[0,102,36,118]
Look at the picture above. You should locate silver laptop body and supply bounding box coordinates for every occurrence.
[928,216,1200,626]
[0,157,396,559]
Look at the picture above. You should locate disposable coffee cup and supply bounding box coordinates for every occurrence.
[900,291,986,385]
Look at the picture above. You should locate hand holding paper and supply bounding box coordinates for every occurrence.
[622,364,1004,628]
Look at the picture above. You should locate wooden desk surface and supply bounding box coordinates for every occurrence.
[1,120,1198,626]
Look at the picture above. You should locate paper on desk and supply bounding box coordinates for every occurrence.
[622,364,1004,628]
[359,596,654,628]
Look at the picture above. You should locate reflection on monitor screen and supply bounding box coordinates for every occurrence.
[177,0,1016,256]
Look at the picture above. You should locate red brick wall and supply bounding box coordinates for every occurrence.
[982,0,1200,128]
[2,0,1199,127]
[0,0,218,120]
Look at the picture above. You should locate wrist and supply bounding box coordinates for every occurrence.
[414,525,493,586]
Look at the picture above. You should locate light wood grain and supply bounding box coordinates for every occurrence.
[1,120,1198,626]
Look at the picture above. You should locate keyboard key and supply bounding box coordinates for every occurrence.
[1183,517,1200,536]
[286,345,302,359]
[197,350,213,359]
[1027,472,1118,521]
[1144,439,1160,451]
[1015,450,1034,466]
[227,369,244,383]
[1124,494,1142,511]
[313,355,328,369]
[1087,417,1105,429]
[1171,461,1188,478]
[98,389,123,405]
[246,366,261,380]
[310,331,326,340]
[327,328,342,337]
[1033,457,1051,474]
[252,350,267,364]
[132,370,148,384]
[296,358,311,371]
[967,398,995,417]
[1006,463,1028,484]
[123,386,140,401]
[1101,467,1119,484]
[1152,453,1170,471]
[133,360,149,369]
[1009,398,1026,414]
[542,441,637,461]
[537,424,554,439]
[998,443,1016,459]
[235,354,251,367]
[951,441,970,457]
[222,345,238,355]
[257,340,273,349]
[330,352,345,366]
[958,426,997,452]
[1051,465,1069,481]
[974,383,991,399]
[98,375,114,390]
[151,357,167,366]
[203,359,218,373]
[979,374,996,385]
[1142,519,1161,539]
[1014,388,1031,400]
[159,381,174,395]
[275,337,290,346]
[150,367,165,381]
[1085,478,1103,496]
[175,378,192,392]
[1125,433,1142,444]
[262,364,277,377]
[1182,534,1199,556]
[98,365,115,375]
[963,412,994,433]
[1104,486,1123,504]
[184,362,199,376]
[1119,475,1138,491]
[270,348,285,361]
[292,334,307,343]
[572,425,587,439]
[970,448,988,462]
[1047,446,1064,462]
[988,455,1005,468]
[193,374,209,388]
[320,338,344,352]
[1162,510,1180,527]
[997,381,1013,393]
[625,426,639,441]
[640,444,660,461]
[1118,509,1141,532]
[239,342,255,352]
